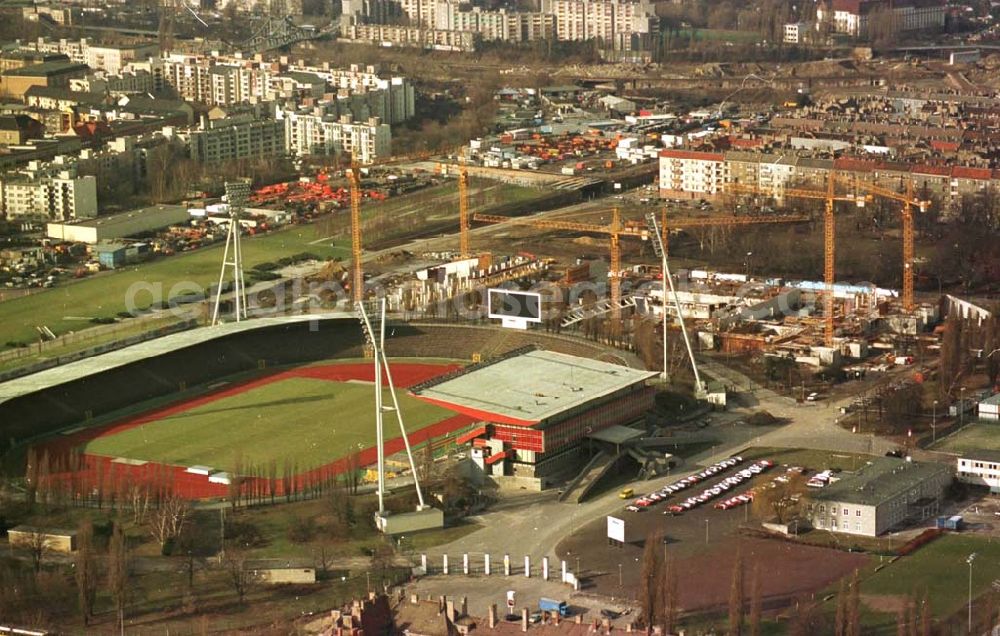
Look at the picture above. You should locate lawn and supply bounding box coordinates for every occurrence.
[742,447,873,472]
[83,377,455,471]
[0,225,351,347]
[931,421,1000,454]
[859,534,1000,617]
[0,180,545,348]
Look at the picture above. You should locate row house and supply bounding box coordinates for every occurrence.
[658,148,1000,211]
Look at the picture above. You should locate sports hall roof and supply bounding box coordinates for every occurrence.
[411,349,655,426]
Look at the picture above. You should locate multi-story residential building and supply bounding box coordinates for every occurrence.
[0,51,71,73]
[69,69,157,96]
[956,451,1000,493]
[0,162,98,220]
[279,106,391,164]
[211,0,303,15]
[816,0,945,39]
[16,38,159,74]
[340,23,478,52]
[432,5,555,41]
[783,22,811,44]
[0,60,89,99]
[540,0,657,49]
[22,4,73,26]
[807,458,951,537]
[165,113,287,164]
[658,149,726,199]
[658,147,1000,210]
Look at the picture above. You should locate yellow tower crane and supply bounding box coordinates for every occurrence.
[728,176,870,346]
[838,178,930,312]
[458,167,470,259]
[473,210,811,322]
[348,163,364,304]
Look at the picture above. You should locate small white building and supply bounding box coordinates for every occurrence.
[956,451,1000,494]
[783,22,810,44]
[977,393,1000,421]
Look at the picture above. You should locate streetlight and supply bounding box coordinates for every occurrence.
[618,563,623,587]
[705,519,709,545]
[744,251,753,278]
[932,399,938,444]
[967,552,977,634]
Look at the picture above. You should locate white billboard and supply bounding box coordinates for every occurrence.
[488,289,542,329]
[607,516,625,543]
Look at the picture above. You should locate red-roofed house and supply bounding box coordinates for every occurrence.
[658,149,726,199]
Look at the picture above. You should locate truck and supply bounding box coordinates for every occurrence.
[539,598,569,617]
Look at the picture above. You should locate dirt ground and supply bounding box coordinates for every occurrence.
[556,465,870,611]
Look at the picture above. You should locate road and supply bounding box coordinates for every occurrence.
[416,358,901,570]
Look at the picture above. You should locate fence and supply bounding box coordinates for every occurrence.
[414,552,580,590]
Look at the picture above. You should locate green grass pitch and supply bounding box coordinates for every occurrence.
[932,422,1000,454]
[83,377,454,472]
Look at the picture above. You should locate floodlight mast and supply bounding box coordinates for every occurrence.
[211,181,251,326]
[355,299,428,522]
[645,212,704,396]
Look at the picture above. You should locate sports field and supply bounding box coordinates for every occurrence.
[82,363,466,473]
[931,421,1000,454]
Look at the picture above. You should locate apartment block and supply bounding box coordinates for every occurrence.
[340,23,478,53]
[658,149,726,199]
[17,38,159,74]
[279,107,391,164]
[816,0,945,38]
[166,115,287,164]
[540,0,657,49]
[0,163,98,220]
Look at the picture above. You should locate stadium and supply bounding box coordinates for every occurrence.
[1,313,648,502]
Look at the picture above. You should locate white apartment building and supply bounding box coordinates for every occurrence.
[658,149,727,199]
[279,107,390,164]
[957,452,1000,493]
[18,38,158,74]
[166,115,287,164]
[978,393,1000,421]
[0,164,98,220]
[70,69,156,96]
[340,23,477,52]
[783,22,810,44]
[816,0,945,38]
[540,0,657,48]
[807,458,951,537]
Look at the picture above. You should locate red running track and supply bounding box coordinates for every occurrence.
[38,362,473,500]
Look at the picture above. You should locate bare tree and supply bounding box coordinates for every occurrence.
[660,553,679,635]
[846,569,861,636]
[222,543,254,604]
[639,529,662,627]
[107,523,129,633]
[149,493,191,553]
[834,578,847,636]
[748,562,762,636]
[14,530,51,572]
[74,520,98,625]
[752,473,807,524]
[728,547,745,636]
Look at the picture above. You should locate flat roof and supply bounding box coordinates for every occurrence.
[5,61,88,76]
[412,349,655,425]
[978,392,1000,406]
[588,424,646,445]
[51,204,188,230]
[812,458,950,506]
[958,449,1000,463]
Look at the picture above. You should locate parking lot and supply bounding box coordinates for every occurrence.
[555,455,872,612]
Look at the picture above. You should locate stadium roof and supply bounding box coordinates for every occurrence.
[812,458,950,506]
[412,349,655,426]
[0,312,354,406]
